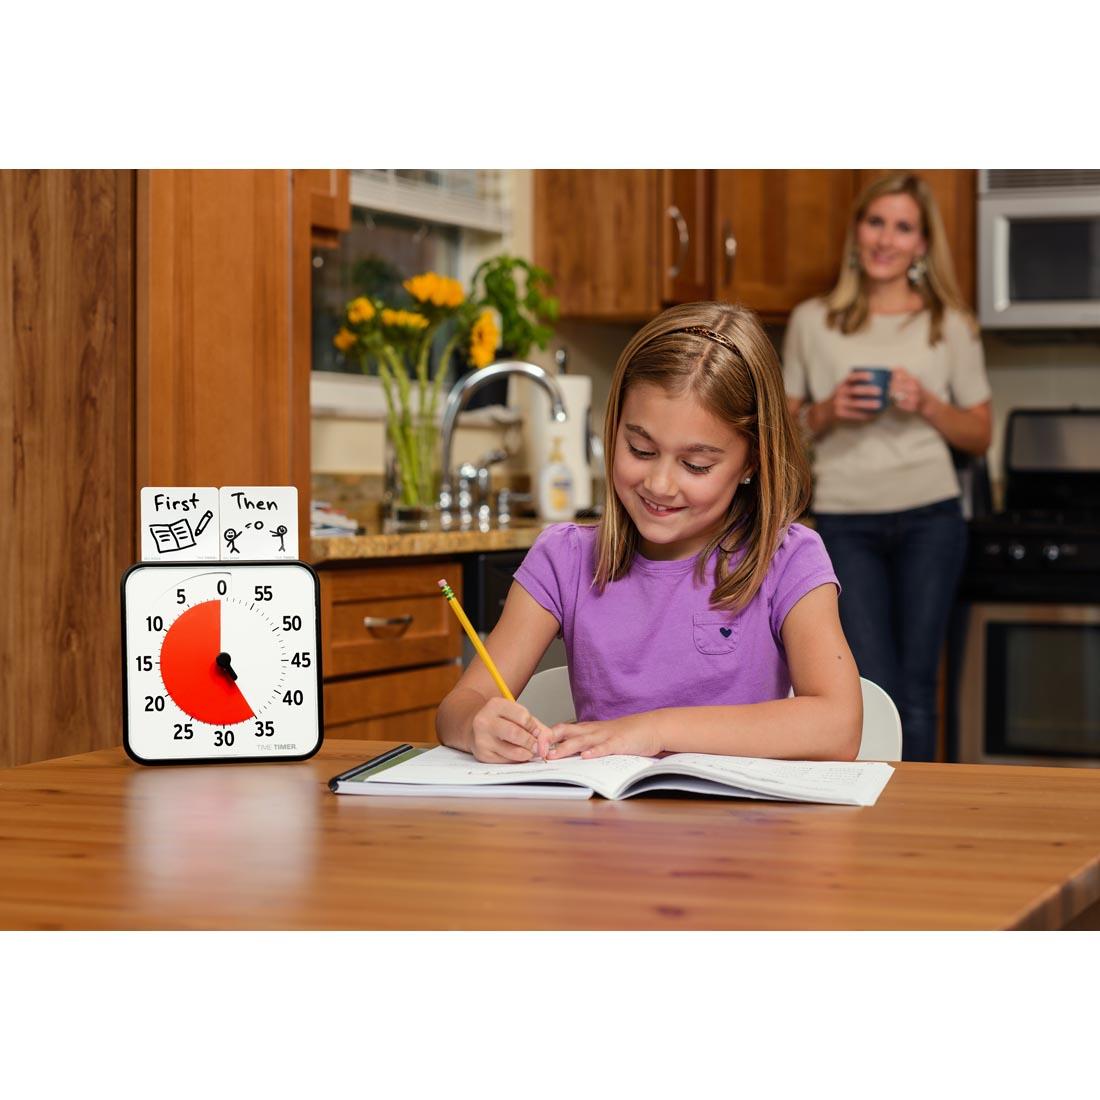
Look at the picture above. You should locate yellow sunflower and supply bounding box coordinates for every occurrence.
[404,272,465,309]
[381,308,430,331]
[468,310,500,369]
[333,326,357,352]
[347,296,376,325]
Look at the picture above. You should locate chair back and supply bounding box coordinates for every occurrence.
[515,665,576,726]
[517,667,903,761]
[856,677,902,761]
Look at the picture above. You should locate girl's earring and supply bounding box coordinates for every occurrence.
[907,256,928,286]
[741,475,752,485]
[848,248,861,270]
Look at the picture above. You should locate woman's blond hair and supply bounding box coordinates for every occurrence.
[825,172,977,344]
[594,301,811,612]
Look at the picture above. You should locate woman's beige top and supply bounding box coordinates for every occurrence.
[782,298,991,514]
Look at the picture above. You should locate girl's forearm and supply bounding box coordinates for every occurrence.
[653,697,862,761]
[435,686,491,753]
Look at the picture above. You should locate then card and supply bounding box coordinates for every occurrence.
[218,486,299,559]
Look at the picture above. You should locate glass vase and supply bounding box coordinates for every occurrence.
[384,412,440,529]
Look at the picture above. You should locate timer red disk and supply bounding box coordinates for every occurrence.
[159,601,255,725]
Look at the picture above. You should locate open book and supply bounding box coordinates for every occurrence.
[330,745,894,806]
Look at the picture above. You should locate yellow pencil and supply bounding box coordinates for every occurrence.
[438,579,515,702]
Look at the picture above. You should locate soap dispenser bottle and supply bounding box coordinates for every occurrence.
[537,436,575,521]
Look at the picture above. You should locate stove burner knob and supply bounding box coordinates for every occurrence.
[1008,542,1026,562]
[1042,543,1061,562]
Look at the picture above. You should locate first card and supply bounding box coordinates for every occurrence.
[140,487,220,561]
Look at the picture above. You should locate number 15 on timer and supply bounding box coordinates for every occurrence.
[122,561,324,764]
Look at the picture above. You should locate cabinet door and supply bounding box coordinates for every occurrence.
[854,169,976,308]
[660,170,713,304]
[713,170,855,317]
[534,170,659,320]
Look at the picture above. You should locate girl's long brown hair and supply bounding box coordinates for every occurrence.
[594,301,811,612]
[825,172,977,344]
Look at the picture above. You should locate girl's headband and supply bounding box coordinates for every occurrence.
[665,325,743,359]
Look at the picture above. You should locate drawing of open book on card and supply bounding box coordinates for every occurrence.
[148,511,213,554]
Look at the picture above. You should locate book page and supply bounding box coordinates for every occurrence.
[362,745,655,799]
[652,753,894,806]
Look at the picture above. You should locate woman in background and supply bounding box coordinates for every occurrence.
[782,173,992,761]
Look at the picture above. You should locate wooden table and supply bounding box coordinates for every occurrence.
[3,740,1100,929]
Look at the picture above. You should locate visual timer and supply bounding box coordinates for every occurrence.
[122,561,323,764]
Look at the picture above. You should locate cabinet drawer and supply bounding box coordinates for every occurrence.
[324,708,440,743]
[324,664,462,728]
[320,562,463,678]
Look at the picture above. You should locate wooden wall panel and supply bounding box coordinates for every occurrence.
[0,170,136,766]
[136,170,294,496]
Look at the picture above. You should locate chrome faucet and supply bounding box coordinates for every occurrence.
[438,360,568,514]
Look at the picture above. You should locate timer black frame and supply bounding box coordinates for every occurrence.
[121,560,324,766]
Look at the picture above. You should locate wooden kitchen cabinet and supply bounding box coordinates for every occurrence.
[660,170,713,305]
[533,169,713,320]
[534,169,977,322]
[318,561,463,741]
[712,170,855,319]
[534,168,851,321]
[534,170,659,320]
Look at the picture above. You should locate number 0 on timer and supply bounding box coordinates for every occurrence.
[122,562,324,764]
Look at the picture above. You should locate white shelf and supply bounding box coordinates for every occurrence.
[350,171,509,234]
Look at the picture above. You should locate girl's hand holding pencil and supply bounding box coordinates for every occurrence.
[439,578,554,763]
[470,696,555,764]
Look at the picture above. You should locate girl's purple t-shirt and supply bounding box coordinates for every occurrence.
[513,522,839,722]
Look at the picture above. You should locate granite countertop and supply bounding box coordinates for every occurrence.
[309,519,555,563]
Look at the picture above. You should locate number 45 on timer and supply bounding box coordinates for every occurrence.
[122,561,324,765]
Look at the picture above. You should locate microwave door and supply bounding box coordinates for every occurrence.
[980,192,1100,328]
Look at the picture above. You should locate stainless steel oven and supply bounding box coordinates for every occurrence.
[950,408,1100,766]
[956,603,1100,765]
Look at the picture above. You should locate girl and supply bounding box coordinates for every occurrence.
[436,301,862,764]
[784,173,992,762]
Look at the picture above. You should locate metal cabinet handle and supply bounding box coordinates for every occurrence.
[666,204,690,279]
[363,614,413,632]
[722,219,737,285]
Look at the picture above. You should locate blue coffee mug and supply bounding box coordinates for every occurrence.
[850,367,893,412]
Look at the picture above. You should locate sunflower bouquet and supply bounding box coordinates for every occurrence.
[333,272,500,511]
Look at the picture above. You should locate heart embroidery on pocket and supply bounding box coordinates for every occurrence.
[719,627,732,638]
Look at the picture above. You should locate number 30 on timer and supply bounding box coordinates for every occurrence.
[122,562,324,764]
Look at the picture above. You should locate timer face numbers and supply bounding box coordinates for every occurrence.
[123,562,323,764]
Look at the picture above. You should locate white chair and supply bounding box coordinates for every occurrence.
[516,666,903,762]
[855,677,903,762]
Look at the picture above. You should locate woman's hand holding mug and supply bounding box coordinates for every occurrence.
[888,367,926,414]
[831,368,891,422]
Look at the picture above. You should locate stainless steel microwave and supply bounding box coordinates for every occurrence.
[978,169,1100,328]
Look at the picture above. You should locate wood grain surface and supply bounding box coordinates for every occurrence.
[2,741,1100,930]
[0,170,136,767]
[135,170,294,492]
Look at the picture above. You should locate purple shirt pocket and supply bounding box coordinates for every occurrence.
[693,611,741,655]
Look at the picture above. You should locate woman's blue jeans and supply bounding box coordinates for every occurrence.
[814,498,968,762]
